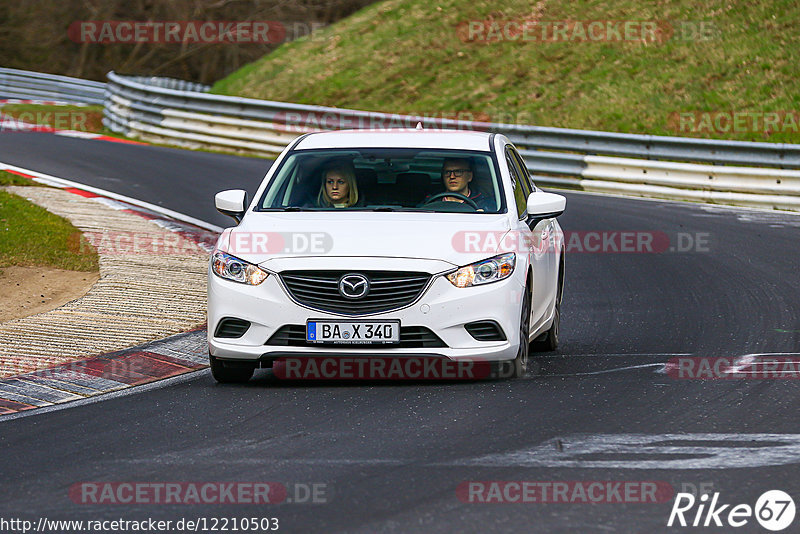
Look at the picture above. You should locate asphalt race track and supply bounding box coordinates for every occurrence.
[0,132,270,228]
[1,131,799,533]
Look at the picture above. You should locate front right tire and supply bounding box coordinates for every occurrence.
[530,300,559,352]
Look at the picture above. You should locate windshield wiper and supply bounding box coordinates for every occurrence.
[370,207,437,212]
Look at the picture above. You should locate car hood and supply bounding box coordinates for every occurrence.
[216,211,512,271]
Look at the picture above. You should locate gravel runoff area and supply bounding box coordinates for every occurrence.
[0,186,209,378]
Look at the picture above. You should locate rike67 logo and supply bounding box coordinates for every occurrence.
[668,490,795,531]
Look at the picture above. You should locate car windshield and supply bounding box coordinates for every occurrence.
[256,148,504,213]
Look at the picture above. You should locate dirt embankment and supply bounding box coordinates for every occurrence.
[0,266,99,323]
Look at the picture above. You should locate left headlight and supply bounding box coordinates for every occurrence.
[211,251,269,286]
[446,252,516,288]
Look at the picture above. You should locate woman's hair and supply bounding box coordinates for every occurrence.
[317,161,359,207]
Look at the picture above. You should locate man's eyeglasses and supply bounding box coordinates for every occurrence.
[443,169,471,177]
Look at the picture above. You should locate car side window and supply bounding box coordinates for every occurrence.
[510,147,536,191]
[506,147,531,218]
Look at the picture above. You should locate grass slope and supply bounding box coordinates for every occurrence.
[211,0,800,143]
[0,104,104,133]
[0,172,98,272]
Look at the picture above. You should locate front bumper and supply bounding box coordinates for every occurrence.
[207,265,525,363]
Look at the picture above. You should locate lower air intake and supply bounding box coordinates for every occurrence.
[214,318,251,338]
[464,320,507,341]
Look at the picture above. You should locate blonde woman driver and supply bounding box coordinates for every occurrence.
[316,162,360,208]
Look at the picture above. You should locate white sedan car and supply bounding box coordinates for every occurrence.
[208,129,566,382]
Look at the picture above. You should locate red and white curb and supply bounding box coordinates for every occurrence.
[0,329,208,416]
[0,162,222,233]
[0,162,225,416]
[0,99,147,145]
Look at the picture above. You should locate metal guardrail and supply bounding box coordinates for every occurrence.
[103,70,800,211]
[505,125,800,169]
[0,67,106,105]
[115,75,211,93]
[3,67,796,212]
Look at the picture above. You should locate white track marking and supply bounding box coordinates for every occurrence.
[0,160,223,233]
[545,363,666,377]
[442,434,800,469]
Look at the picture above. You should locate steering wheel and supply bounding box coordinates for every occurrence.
[421,192,480,210]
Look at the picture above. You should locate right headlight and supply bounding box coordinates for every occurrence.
[446,253,516,288]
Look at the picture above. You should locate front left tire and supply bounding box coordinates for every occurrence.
[503,285,531,379]
[531,259,563,353]
[209,354,256,383]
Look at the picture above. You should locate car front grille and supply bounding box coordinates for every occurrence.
[279,270,431,315]
[266,325,446,348]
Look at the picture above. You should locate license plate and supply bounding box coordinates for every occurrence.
[306,320,400,344]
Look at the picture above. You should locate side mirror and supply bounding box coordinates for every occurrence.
[215,189,248,223]
[526,191,566,226]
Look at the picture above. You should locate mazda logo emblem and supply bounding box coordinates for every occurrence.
[339,274,369,299]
